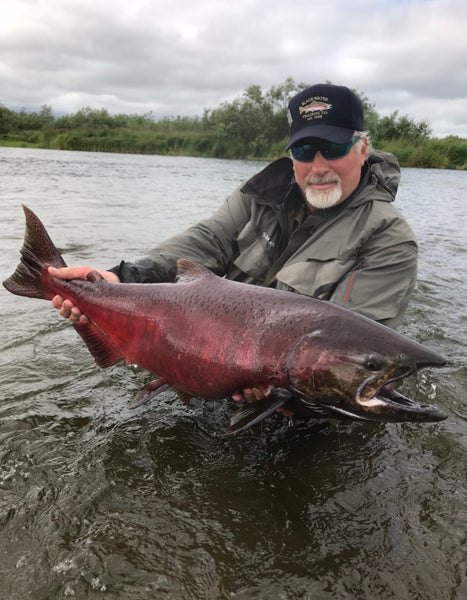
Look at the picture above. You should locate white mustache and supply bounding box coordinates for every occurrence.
[305,177,339,185]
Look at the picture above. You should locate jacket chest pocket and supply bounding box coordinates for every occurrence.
[233,221,278,281]
[276,249,358,299]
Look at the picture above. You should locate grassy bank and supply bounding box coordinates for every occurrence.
[380,136,467,169]
[0,129,255,159]
[0,128,279,161]
[2,81,466,168]
[1,128,466,169]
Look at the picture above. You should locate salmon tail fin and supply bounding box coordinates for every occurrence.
[2,205,67,300]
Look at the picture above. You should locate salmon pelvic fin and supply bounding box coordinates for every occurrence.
[3,205,67,300]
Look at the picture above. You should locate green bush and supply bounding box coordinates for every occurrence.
[0,81,465,169]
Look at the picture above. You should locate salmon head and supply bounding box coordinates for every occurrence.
[285,315,447,423]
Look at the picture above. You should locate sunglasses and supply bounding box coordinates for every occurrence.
[290,136,360,163]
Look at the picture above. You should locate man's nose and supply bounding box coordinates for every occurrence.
[309,151,330,172]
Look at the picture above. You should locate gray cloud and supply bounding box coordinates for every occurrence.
[1,0,466,137]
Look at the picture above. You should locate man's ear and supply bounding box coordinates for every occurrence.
[360,137,368,165]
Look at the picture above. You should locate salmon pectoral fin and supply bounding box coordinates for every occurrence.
[128,378,170,409]
[224,389,293,436]
[73,320,124,368]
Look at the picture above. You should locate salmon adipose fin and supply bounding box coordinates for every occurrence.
[3,205,67,299]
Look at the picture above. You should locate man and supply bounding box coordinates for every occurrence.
[50,83,418,399]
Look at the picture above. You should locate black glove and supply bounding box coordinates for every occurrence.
[109,257,177,283]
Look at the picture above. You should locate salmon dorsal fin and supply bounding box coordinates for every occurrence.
[176,259,215,283]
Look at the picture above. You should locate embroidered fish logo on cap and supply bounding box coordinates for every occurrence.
[299,99,333,115]
[285,84,365,148]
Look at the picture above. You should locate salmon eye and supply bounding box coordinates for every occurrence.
[364,355,383,371]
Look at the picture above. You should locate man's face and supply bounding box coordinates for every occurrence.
[293,138,368,211]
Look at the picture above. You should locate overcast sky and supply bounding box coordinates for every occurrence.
[1,0,466,138]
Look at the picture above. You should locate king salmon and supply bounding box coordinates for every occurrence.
[3,206,447,434]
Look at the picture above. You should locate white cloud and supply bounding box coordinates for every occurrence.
[0,0,466,137]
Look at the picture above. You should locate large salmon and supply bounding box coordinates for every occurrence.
[3,206,447,433]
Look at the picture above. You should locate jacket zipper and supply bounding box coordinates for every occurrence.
[343,259,366,303]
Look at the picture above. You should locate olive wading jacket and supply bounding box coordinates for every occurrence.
[112,150,418,327]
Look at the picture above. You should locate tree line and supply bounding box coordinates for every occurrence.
[0,78,465,169]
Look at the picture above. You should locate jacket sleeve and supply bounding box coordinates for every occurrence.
[109,186,252,283]
[329,225,418,328]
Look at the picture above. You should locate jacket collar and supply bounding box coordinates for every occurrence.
[241,150,399,210]
[241,157,294,206]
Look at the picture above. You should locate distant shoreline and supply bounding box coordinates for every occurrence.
[1,133,465,170]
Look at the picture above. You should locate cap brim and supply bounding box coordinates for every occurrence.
[285,124,355,150]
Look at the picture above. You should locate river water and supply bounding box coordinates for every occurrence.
[0,147,466,599]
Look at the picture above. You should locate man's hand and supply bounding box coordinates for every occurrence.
[232,385,293,415]
[48,266,120,323]
[232,386,273,403]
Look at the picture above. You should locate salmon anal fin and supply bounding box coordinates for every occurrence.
[74,320,124,368]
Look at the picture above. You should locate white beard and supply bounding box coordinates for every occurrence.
[304,177,343,210]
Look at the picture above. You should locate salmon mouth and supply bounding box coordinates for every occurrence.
[356,369,413,406]
[339,370,448,423]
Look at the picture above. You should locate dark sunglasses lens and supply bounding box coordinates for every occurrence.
[322,142,350,159]
[291,145,316,162]
[291,138,357,162]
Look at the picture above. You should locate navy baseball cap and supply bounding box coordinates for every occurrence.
[286,83,364,149]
